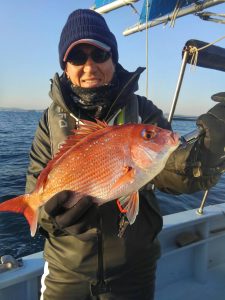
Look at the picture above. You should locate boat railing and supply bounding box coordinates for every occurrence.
[0,252,44,300]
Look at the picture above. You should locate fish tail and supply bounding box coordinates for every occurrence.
[0,194,38,237]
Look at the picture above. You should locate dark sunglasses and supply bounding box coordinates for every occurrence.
[67,48,111,66]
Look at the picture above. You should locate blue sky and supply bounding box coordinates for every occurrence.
[1,0,225,115]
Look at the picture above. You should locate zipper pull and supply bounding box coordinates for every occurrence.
[118,214,129,238]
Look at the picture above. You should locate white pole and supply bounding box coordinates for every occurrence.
[93,0,140,14]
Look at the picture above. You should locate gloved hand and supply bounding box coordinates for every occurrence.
[44,190,98,236]
[196,103,225,169]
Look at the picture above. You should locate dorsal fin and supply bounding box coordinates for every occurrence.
[60,119,108,152]
[34,119,108,192]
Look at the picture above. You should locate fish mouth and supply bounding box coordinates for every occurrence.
[169,132,180,146]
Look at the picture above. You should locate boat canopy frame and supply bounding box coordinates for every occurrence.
[168,39,225,122]
[168,39,225,214]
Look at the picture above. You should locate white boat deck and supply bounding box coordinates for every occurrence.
[1,203,225,300]
[156,203,225,300]
[156,262,225,300]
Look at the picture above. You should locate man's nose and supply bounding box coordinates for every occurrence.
[83,57,97,72]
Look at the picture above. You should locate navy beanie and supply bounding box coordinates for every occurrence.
[59,9,118,69]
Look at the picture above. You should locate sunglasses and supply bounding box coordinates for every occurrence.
[67,48,111,66]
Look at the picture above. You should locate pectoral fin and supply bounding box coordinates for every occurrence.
[117,191,139,224]
[111,166,135,191]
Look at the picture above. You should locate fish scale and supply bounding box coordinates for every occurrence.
[42,138,127,202]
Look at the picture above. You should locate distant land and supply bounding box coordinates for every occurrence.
[0,107,197,120]
[0,107,43,112]
[163,113,197,121]
[172,115,197,121]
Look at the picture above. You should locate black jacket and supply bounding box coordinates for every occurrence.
[25,64,219,289]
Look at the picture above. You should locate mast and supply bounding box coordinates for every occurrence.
[123,0,225,36]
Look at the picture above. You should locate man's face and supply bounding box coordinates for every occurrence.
[65,44,115,88]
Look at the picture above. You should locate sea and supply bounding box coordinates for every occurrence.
[0,109,224,259]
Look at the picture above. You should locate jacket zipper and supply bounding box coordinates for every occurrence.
[90,210,111,296]
[105,68,144,122]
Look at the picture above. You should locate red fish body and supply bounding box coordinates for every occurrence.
[0,120,180,236]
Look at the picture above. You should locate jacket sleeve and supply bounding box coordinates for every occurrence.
[137,96,220,194]
[26,109,72,237]
[25,109,58,235]
[152,142,220,194]
[25,109,52,194]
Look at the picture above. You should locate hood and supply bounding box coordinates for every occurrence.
[48,64,145,120]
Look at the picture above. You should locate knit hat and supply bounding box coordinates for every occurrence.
[59,9,118,69]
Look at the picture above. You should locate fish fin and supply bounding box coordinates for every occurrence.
[35,119,108,192]
[66,119,108,150]
[117,192,139,224]
[111,166,135,191]
[24,206,38,237]
[0,194,38,237]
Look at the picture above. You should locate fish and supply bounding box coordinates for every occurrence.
[0,120,180,236]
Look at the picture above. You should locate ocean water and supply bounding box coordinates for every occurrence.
[0,110,224,258]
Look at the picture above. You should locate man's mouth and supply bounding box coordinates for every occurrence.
[81,78,100,87]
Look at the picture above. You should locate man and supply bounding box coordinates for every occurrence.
[26,9,225,300]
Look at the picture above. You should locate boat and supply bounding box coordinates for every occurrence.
[0,1,225,299]
[1,202,225,300]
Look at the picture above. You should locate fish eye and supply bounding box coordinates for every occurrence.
[141,129,156,140]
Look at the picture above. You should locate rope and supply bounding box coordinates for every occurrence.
[188,35,225,69]
[170,0,183,27]
[128,3,140,15]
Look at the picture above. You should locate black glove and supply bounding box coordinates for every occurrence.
[44,190,98,236]
[196,103,225,170]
